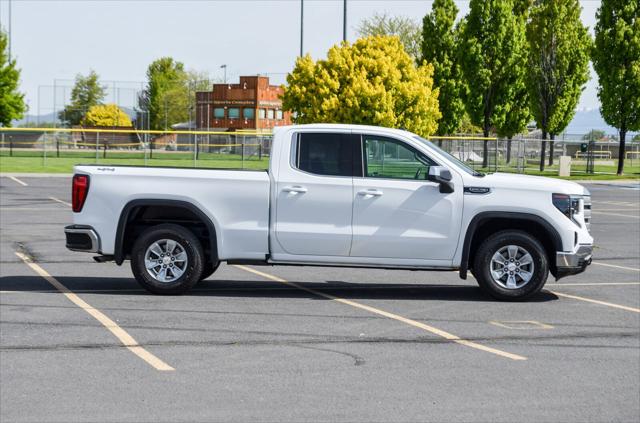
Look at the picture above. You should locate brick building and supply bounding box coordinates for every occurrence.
[195,75,291,131]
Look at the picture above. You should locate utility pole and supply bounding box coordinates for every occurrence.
[343,0,347,42]
[300,0,304,56]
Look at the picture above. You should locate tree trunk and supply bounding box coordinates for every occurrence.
[617,129,626,175]
[539,131,547,172]
[548,134,555,166]
[482,127,489,168]
[506,138,512,164]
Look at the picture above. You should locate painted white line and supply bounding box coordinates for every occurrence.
[8,176,28,186]
[591,211,640,219]
[547,282,640,287]
[49,196,72,207]
[490,320,554,330]
[550,290,640,314]
[234,265,526,361]
[593,262,640,272]
[14,252,174,371]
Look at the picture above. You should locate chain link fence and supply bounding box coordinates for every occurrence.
[1,128,639,176]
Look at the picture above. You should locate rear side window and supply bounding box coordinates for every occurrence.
[296,133,356,177]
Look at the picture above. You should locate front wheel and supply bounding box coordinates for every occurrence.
[131,224,204,295]
[473,230,549,301]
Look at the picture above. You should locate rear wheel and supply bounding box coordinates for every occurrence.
[473,230,549,301]
[131,224,204,295]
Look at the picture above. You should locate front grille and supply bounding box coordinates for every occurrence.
[583,196,591,231]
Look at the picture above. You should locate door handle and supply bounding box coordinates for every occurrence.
[283,185,308,194]
[357,189,383,197]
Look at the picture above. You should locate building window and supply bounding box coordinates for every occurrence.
[276,110,283,120]
[228,108,240,119]
[243,108,255,119]
[258,109,266,119]
[214,108,225,118]
[267,109,275,120]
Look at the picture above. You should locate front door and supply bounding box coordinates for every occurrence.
[350,134,462,261]
[274,132,359,257]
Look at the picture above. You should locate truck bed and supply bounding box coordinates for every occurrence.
[73,164,271,260]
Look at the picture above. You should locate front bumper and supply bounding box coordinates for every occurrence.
[65,225,100,253]
[555,244,593,279]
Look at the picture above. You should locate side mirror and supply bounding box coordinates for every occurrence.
[427,166,454,193]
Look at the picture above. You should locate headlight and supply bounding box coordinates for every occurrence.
[552,193,583,227]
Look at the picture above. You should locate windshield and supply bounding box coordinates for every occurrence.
[413,135,484,177]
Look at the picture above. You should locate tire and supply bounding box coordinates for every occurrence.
[199,261,220,282]
[473,230,549,301]
[130,223,204,295]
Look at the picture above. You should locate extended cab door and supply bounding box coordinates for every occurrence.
[350,134,463,262]
[273,132,360,256]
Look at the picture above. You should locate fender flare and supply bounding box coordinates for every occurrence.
[114,199,218,265]
[459,211,563,279]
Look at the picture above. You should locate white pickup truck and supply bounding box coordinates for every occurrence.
[65,124,593,300]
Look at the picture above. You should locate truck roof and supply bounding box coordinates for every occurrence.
[274,123,415,138]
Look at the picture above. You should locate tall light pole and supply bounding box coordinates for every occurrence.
[300,0,304,56]
[343,0,347,42]
[220,64,227,83]
[8,0,12,60]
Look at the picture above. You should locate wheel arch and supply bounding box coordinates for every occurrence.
[459,212,562,279]
[114,199,219,265]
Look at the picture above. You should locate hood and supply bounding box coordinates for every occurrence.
[473,172,589,196]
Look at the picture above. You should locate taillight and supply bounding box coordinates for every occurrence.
[72,174,90,212]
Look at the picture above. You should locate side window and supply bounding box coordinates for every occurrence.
[296,133,354,177]
[363,135,435,180]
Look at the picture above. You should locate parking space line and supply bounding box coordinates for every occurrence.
[591,211,639,219]
[14,251,175,371]
[234,265,527,361]
[8,176,28,186]
[593,262,640,272]
[549,290,640,313]
[49,196,72,207]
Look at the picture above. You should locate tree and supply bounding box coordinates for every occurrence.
[282,36,441,137]
[82,104,132,127]
[458,0,528,167]
[494,0,532,164]
[0,29,26,127]
[526,0,591,171]
[593,0,640,175]
[633,133,640,142]
[421,0,465,136]
[357,13,422,60]
[582,129,606,141]
[142,57,188,130]
[59,70,106,126]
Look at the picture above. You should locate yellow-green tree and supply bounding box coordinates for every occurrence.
[83,104,132,127]
[282,36,441,137]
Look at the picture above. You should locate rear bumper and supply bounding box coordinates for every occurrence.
[65,225,100,253]
[555,244,592,279]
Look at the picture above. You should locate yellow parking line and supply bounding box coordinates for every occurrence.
[49,196,72,207]
[8,176,28,186]
[14,252,174,371]
[234,265,526,361]
[593,262,640,272]
[549,290,640,313]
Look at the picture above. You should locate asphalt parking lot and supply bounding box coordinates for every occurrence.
[1,175,639,423]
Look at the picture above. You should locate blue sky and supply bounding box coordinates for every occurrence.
[1,0,602,116]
